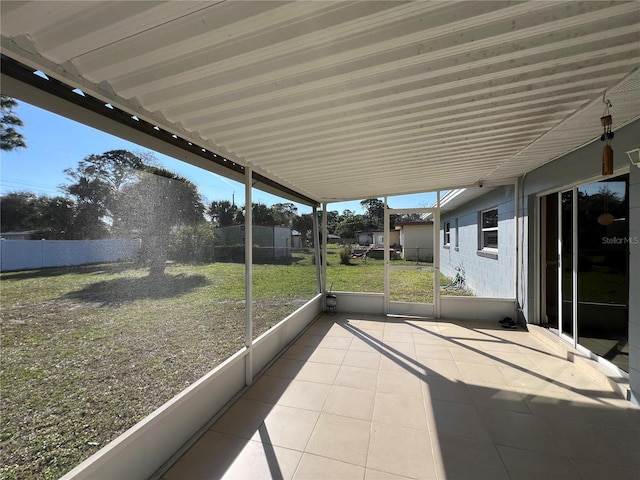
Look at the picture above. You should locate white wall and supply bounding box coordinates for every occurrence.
[401,224,433,261]
[0,239,141,272]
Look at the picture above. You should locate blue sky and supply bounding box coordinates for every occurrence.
[1,100,437,214]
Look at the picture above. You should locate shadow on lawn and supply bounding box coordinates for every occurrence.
[1,262,138,281]
[64,273,210,304]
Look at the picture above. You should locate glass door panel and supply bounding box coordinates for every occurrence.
[576,175,629,372]
[560,190,574,339]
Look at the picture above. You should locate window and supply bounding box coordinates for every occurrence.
[480,207,498,250]
[444,221,450,247]
[455,217,459,250]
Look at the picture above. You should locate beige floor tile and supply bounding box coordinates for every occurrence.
[350,336,383,352]
[244,375,291,404]
[466,384,534,414]
[456,362,511,387]
[305,413,372,466]
[476,407,562,454]
[323,385,376,421]
[497,445,582,480]
[377,368,424,396]
[249,405,319,451]
[358,319,386,331]
[412,333,449,347]
[364,468,414,480]
[293,453,365,479]
[474,339,522,354]
[317,335,353,350]
[425,400,491,442]
[384,320,416,332]
[278,379,332,411]
[497,364,554,390]
[283,344,316,362]
[421,359,464,381]
[295,361,341,384]
[414,344,454,361]
[447,347,499,366]
[367,423,436,479]
[431,433,509,480]
[541,417,640,470]
[324,324,356,337]
[222,440,302,480]
[373,392,428,430]
[163,318,640,480]
[382,340,416,358]
[295,333,324,347]
[211,398,273,439]
[267,358,307,380]
[164,431,249,480]
[307,347,347,365]
[334,365,379,390]
[422,376,473,405]
[383,331,415,343]
[342,349,381,370]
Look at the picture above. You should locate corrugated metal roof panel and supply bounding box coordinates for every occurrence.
[2,1,638,202]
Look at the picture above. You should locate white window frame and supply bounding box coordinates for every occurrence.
[454,217,459,250]
[479,207,498,253]
[444,221,451,247]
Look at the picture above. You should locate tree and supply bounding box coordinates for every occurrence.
[1,192,38,231]
[118,166,205,276]
[1,95,26,151]
[234,203,277,226]
[292,213,314,246]
[208,200,238,227]
[360,198,385,229]
[0,192,76,239]
[62,150,146,238]
[336,214,368,239]
[271,202,298,227]
[33,196,76,239]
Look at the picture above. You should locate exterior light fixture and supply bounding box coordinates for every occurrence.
[626,146,640,168]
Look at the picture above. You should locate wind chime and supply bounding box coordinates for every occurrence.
[600,94,614,176]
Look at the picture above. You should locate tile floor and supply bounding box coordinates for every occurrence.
[162,314,640,480]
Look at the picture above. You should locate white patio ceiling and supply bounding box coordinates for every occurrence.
[1,1,639,204]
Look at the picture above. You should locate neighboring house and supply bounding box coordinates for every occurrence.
[356,232,373,246]
[291,230,302,249]
[395,221,433,262]
[215,225,292,259]
[365,230,400,248]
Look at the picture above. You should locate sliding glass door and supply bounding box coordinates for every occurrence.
[545,174,629,372]
[576,176,629,372]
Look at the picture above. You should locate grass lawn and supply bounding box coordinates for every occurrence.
[0,249,457,479]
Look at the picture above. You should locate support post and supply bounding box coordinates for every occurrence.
[313,206,322,293]
[434,191,441,318]
[244,167,253,386]
[384,197,390,315]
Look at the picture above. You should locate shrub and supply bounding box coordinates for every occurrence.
[339,245,352,265]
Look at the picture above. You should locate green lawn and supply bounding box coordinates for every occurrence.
[0,250,456,479]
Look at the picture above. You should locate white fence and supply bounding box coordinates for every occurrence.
[0,239,141,272]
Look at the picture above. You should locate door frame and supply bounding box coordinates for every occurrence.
[383,200,440,317]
